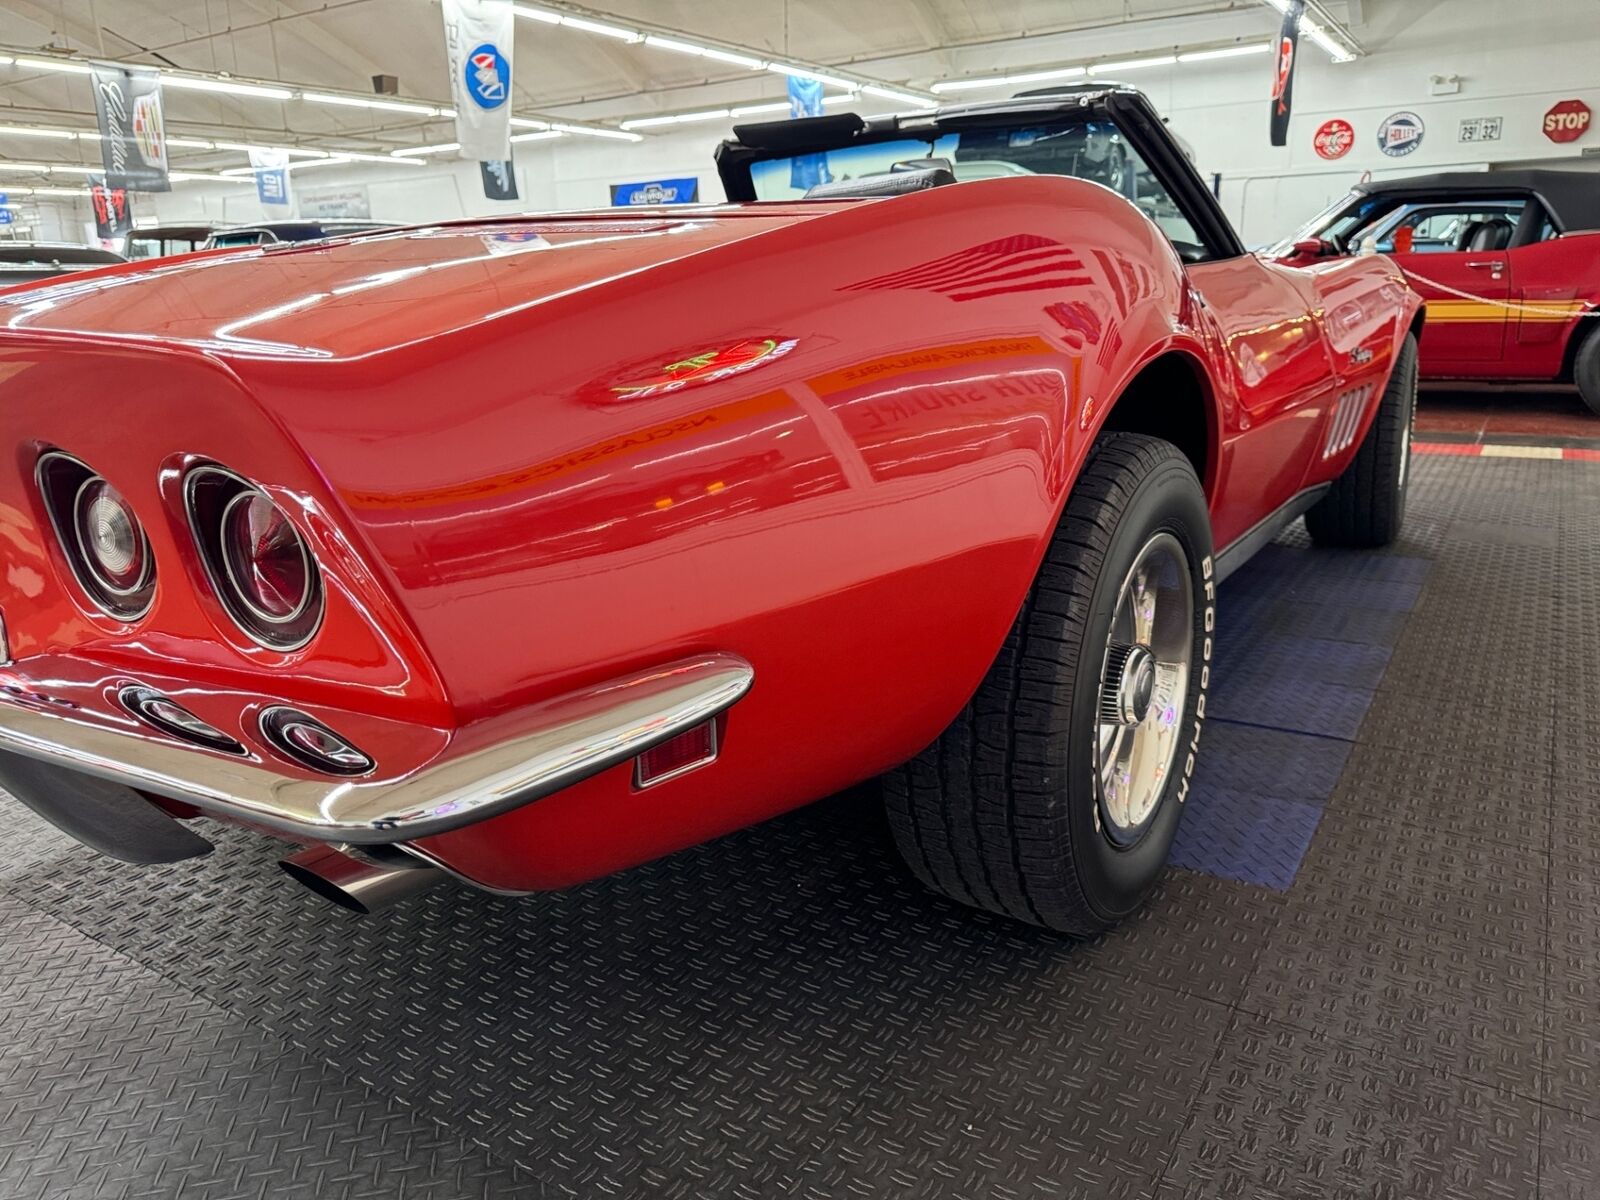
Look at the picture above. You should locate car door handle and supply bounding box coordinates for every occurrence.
[1465,260,1503,269]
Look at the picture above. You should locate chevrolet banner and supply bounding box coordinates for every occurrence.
[1269,0,1305,147]
[441,0,515,162]
[91,62,169,191]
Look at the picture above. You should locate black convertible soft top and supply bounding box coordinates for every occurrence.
[1356,169,1600,232]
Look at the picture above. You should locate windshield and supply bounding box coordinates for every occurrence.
[749,118,1206,260]
[1267,192,1393,257]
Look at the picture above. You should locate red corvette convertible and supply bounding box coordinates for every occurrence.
[0,87,1420,933]
[1274,170,1600,414]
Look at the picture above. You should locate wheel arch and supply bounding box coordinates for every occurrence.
[1092,347,1221,501]
[1558,304,1600,383]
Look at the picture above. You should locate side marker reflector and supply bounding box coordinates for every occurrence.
[634,719,718,789]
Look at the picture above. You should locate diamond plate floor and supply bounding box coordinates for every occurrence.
[2,454,1595,1199]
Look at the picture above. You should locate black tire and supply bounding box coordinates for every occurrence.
[884,433,1215,936]
[1304,332,1417,548]
[1574,329,1600,418]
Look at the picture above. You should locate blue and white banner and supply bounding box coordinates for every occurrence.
[248,148,292,207]
[786,76,831,192]
[441,0,515,162]
[0,193,11,226]
[609,177,699,206]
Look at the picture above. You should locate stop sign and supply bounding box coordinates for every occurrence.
[1543,99,1592,143]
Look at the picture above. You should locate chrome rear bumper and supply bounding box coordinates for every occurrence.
[0,653,752,843]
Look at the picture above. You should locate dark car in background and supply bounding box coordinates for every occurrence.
[123,224,216,260]
[0,242,126,288]
[202,220,391,249]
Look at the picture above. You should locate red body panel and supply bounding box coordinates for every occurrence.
[0,178,1417,891]
[1280,231,1600,383]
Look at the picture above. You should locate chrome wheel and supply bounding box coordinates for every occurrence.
[1094,532,1193,847]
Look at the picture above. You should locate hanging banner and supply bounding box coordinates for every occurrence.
[248,148,292,207]
[0,193,11,226]
[1269,0,1305,147]
[610,178,699,206]
[786,76,832,191]
[90,62,170,192]
[480,156,519,200]
[441,0,515,162]
[88,175,134,238]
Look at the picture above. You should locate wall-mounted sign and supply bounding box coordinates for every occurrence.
[609,177,699,206]
[1458,117,1503,144]
[0,193,11,226]
[1313,119,1355,160]
[1543,99,1593,144]
[1377,111,1425,157]
[299,185,371,218]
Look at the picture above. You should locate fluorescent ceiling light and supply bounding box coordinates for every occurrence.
[859,85,937,108]
[932,65,1086,93]
[767,63,857,90]
[512,5,562,23]
[392,142,460,157]
[13,56,94,75]
[301,91,442,116]
[729,102,789,117]
[698,45,768,69]
[1260,0,1359,60]
[1178,43,1272,62]
[1089,55,1178,73]
[511,130,563,143]
[641,35,765,70]
[510,117,551,130]
[213,141,329,158]
[550,123,640,141]
[0,124,75,140]
[620,109,729,129]
[0,163,53,173]
[557,14,641,40]
[166,136,218,149]
[163,75,295,100]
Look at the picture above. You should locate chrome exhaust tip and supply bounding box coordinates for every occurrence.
[280,843,442,914]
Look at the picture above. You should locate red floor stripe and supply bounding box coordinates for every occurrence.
[1414,441,1600,461]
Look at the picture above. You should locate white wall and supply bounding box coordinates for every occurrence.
[31,0,1600,247]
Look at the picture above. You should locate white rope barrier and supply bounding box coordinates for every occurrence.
[1399,267,1600,320]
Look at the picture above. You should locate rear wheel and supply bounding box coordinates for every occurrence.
[883,433,1214,935]
[1574,328,1600,418]
[1304,333,1417,548]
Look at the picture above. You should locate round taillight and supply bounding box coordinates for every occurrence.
[37,452,156,621]
[73,478,150,596]
[220,491,314,623]
[186,466,323,651]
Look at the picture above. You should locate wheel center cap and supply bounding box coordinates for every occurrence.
[1102,643,1157,726]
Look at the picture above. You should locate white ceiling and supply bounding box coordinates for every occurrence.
[0,0,1366,170]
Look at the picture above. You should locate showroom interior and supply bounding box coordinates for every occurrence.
[0,0,1597,1197]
